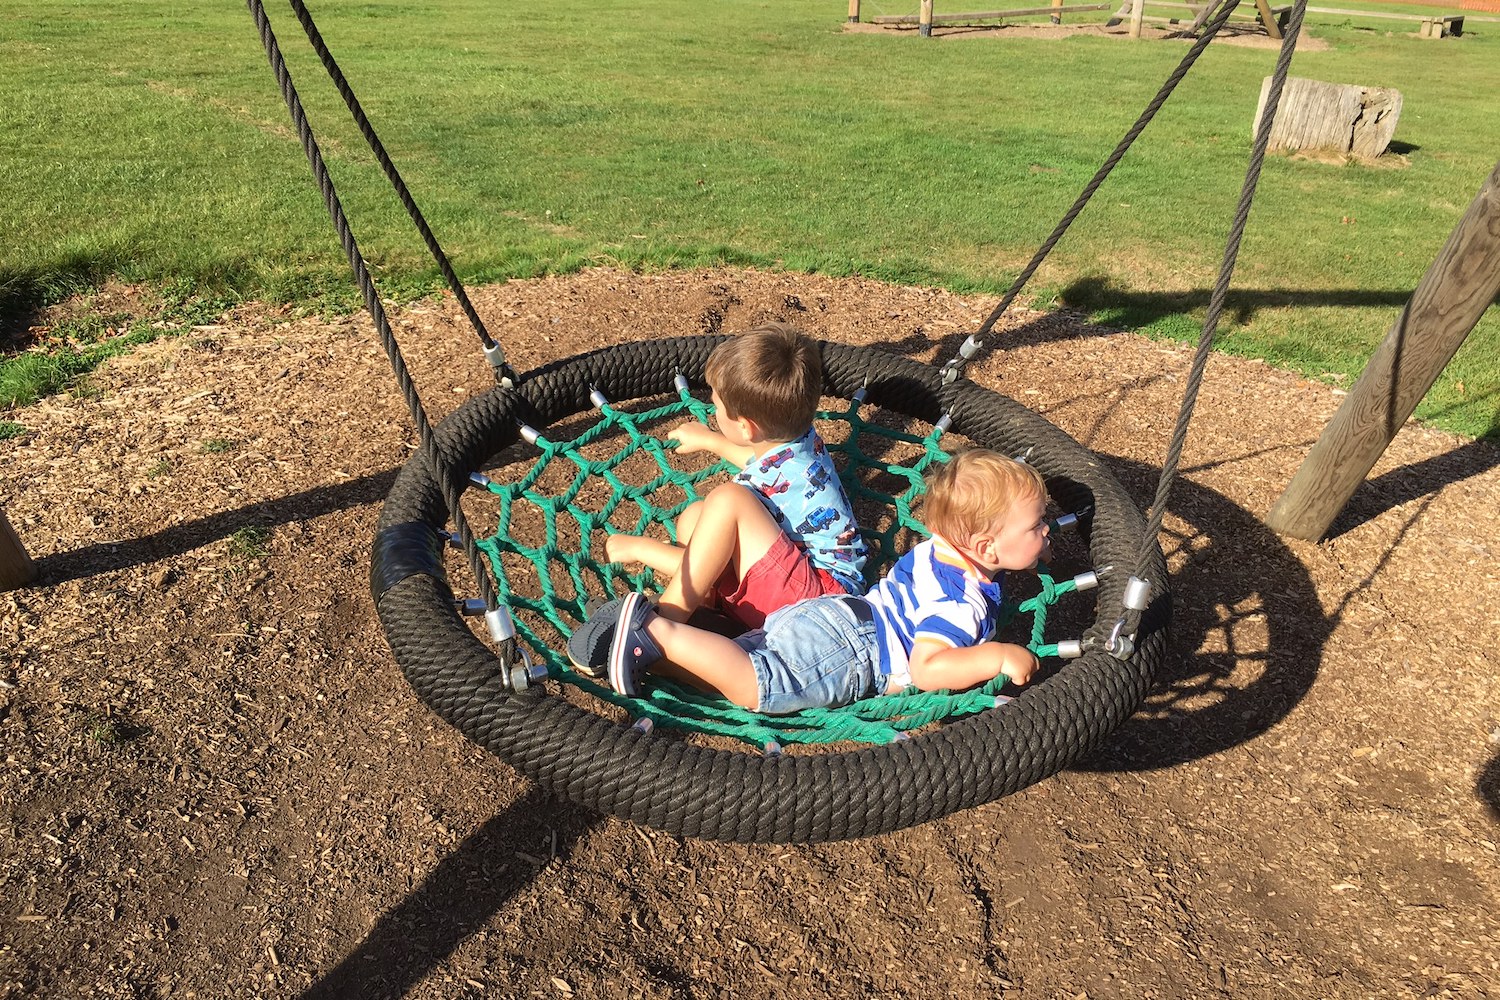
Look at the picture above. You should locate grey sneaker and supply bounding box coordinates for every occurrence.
[568,597,625,679]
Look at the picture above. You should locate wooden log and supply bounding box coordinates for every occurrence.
[1254,76,1402,161]
[1052,0,1063,22]
[1130,0,1146,36]
[0,509,38,591]
[920,0,934,34]
[1304,4,1453,21]
[1266,159,1500,541]
[848,0,861,22]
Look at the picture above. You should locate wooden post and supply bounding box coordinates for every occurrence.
[1252,0,1284,37]
[0,508,38,591]
[1130,0,1146,37]
[1052,0,1064,23]
[1266,159,1500,541]
[848,0,861,22]
[920,0,935,35]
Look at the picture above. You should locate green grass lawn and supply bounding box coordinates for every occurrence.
[2,0,1496,437]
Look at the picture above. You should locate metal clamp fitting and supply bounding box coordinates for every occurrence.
[483,342,513,387]
[485,607,517,644]
[506,646,547,692]
[1105,618,1135,660]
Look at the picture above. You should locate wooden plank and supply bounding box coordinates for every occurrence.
[1266,159,1500,541]
[1304,4,1454,21]
[920,0,934,34]
[1052,0,1064,24]
[848,0,861,22]
[0,509,38,592]
[1130,0,1146,36]
[873,3,1108,23]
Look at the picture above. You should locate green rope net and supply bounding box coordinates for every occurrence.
[474,384,1075,749]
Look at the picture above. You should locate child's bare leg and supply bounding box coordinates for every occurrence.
[604,498,703,573]
[656,482,781,624]
[604,534,683,576]
[644,616,759,709]
[675,500,704,545]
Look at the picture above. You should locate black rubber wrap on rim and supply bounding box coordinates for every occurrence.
[372,337,1169,843]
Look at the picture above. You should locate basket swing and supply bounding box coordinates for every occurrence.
[246,0,1307,842]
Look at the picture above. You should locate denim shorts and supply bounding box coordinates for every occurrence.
[734,597,881,715]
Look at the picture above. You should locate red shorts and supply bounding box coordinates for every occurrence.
[712,532,852,631]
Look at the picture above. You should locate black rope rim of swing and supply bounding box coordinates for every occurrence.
[372,338,1169,842]
[246,0,1307,841]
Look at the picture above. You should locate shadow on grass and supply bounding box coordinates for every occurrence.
[299,788,600,1000]
[1059,274,1420,331]
[31,468,400,586]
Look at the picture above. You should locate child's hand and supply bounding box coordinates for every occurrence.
[671,421,720,456]
[996,642,1039,687]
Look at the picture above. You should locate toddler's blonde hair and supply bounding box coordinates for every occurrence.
[922,449,1047,547]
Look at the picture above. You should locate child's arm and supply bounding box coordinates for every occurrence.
[671,421,757,469]
[907,638,1038,692]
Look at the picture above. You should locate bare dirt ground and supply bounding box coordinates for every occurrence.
[2,267,1497,999]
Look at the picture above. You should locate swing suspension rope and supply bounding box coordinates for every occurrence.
[245,0,1307,705]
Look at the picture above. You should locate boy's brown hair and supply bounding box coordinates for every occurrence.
[704,323,821,442]
[922,449,1047,547]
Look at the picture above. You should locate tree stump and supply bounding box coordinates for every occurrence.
[1254,76,1403,160]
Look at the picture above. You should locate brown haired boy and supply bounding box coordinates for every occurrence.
[602,323,867,630]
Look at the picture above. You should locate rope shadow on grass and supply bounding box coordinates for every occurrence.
[1058,275,1420,331]
[299,787,599,1000]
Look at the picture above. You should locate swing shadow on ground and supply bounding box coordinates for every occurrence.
[1479,749,1500,824]
[298,788,600,1000]
[1050,454,1337,772]
[28,468,400,586]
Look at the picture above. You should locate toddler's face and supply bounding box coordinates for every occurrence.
[987,492,1050,572]
[709,387,753,447]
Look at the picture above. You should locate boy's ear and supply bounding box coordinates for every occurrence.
[736,413,763,441]
[973,532,998,563]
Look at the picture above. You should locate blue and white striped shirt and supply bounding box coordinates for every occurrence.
[861,536,1004,689]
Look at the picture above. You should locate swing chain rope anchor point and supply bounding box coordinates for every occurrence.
[1106,575,1153,661]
